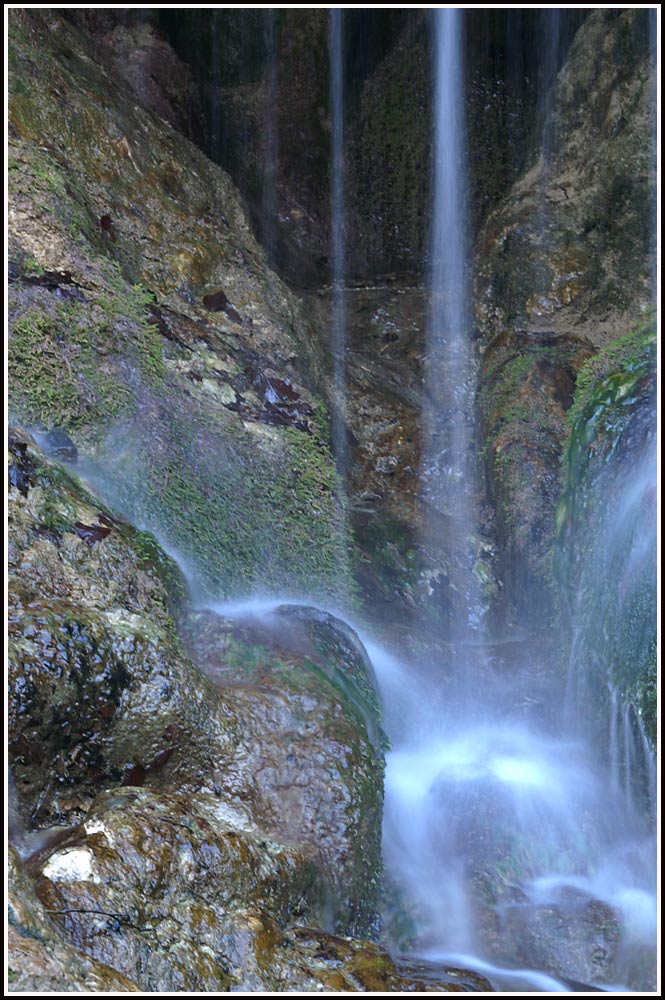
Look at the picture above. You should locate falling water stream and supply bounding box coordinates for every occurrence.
[329,8,348,485]
[21,9,657,993]
[371,8,657,993]
[260,9,279,264]
[422,10,476,529]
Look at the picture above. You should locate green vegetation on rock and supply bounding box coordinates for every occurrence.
[555,314,656,745]
[8,7,353,607]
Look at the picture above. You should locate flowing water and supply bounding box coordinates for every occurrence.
[329,8,348,485]
[17,9,657,993]
[422,9,476,530]
[371,8,658,992]
[60,9,656,990]
[260,9,279,264]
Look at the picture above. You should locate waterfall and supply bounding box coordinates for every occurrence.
[539,9,561,167]
[420,7,484,641]
[609,686,657,820]
[423,9,475,530]
[376,10,657,990]
[329,9,348,483]
[261,10,279,263]
[563,433,657,814]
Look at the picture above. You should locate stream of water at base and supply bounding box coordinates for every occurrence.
[370,638,657,993]
[206,596,657,993]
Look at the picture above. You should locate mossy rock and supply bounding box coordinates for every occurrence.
[7,844,141,992]
[8,433,385,942]
[184,603,386,937]
[29,788,326,992]
[8,429,219,828]
[478,330,594,629]
[555,317,656,746]
[7,7,352,604]
[473,9,655,634]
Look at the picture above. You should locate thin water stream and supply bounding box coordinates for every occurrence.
[329,8,348,485]
[20,9,656,992]
[370,9,657,992]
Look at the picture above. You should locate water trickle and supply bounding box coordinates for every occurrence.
[423,9,475,529]
[329,9,348,483]
[563,433,657,814]
[260,10,279,263]
[539,8,561,167]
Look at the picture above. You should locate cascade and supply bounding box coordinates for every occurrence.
[563,433,657,800]
[7,7,657,994]
[329,9,348,484]
[261,10,279,263]
[375,8,658,992]
[422,10,476,535]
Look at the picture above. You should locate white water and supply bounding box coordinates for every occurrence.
[370,8,658,991]
[423,9,476,529]
[564,437,657,817]
[200,599,657,990]
[26,10,656,991]
[373,639,657,989]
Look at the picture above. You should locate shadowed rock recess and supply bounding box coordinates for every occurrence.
[7,6,656,993]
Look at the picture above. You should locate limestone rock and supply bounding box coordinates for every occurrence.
[474,9,655,627]
[8,7,346,603]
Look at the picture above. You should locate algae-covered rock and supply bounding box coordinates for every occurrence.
[61,9,204,143]
[29,787,325,992]
[8,430,201,829]
[475,8,656,628]
[478,329,593,627]
[273,928,493,992]
[555,318,656,747]
[185,602,386,936]
[7,7,350,604]
[7,844,141,992]
[8,435,385,937]
[476,9,655,347]
[27,791,489,992]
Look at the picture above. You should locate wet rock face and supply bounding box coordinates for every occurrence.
[62,10,204,143]
[478,329,594,628]
[7,844,141,992]
[309,285,500,644]
[8,437,386,943]
[474,8,655,628]
[7,8,350,604]
[7,434,209,830]
[29,788,325,992]
[12,796,489,993]
[159,11,584,288]
[555,322,657,747]
[184,603,386,937]
[476,9,655,348]
[478,885,622,988]
[25,795,490,992]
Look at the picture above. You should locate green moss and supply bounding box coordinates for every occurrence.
[565,311,656,436]
[94,399,354,604]
[555,313,656,746]
[8,263,165,436]
[7,7,353,611]
[131,529,189,618]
